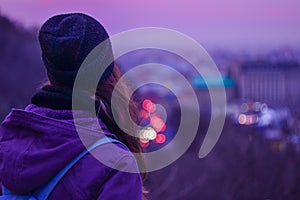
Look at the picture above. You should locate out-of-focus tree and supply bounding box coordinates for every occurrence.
[0,12,45,120]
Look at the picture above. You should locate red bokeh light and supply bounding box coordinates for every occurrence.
[139,109,150,119]
[155,134,166,144]
[142,99,156,113]
[140,141,150,148]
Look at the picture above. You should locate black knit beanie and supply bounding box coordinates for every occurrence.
[39,13,114,88]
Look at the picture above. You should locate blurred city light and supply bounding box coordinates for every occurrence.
[192,75,234,88]
[140,140,150,148]
[139,109,150,119]
[142,99,156,113]
[238,114,247,125]
[154,134,166,144]
[139,126,157,141]
[238,114,258,125]
[150,115,166,133]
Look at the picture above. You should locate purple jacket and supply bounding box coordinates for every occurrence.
[0,104,142,199]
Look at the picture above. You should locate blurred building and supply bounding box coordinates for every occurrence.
[231,60,300,109]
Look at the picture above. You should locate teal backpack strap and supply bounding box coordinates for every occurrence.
[1,187,14,195]
[32,137,122,200]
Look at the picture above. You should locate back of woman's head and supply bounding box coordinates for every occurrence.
[38,13,146,179]
[39,13,114,88]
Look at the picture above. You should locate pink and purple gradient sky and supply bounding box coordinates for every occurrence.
[1,0,300,49]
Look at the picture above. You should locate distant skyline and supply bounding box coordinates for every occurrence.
[1,0,300,49]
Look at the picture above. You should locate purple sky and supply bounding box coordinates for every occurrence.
[1,0,300,49]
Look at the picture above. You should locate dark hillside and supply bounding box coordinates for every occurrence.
[0,13,45,120]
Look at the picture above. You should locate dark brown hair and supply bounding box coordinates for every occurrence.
[95,64,147,181]
[44,63,147,197]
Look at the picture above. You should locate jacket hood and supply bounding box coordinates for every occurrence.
[0,104,115,194]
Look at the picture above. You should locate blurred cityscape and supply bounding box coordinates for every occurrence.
[1,12,300,200]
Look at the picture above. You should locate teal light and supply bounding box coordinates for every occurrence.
[192,75,235,88]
